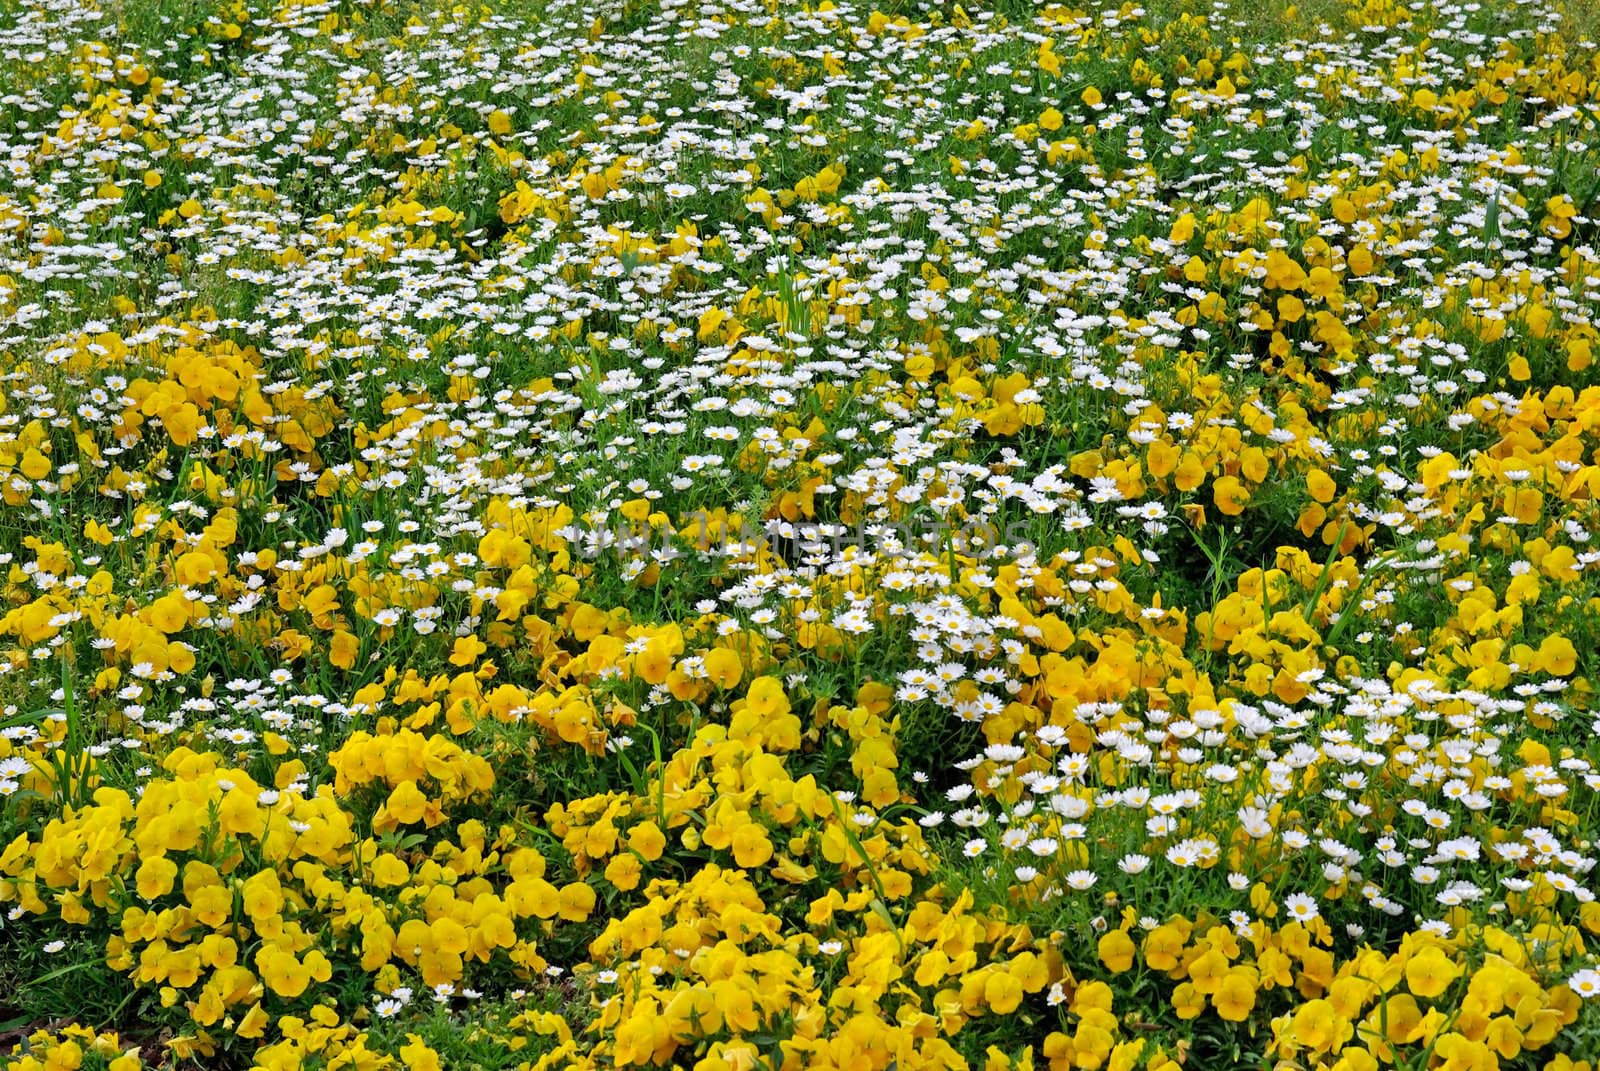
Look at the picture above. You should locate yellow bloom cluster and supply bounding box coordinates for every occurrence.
[0,1026,145,1071]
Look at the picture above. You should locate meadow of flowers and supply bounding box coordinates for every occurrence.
[0,0,1598,1066]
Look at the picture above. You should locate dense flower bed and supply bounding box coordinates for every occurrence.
[1,0,1599,1067]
